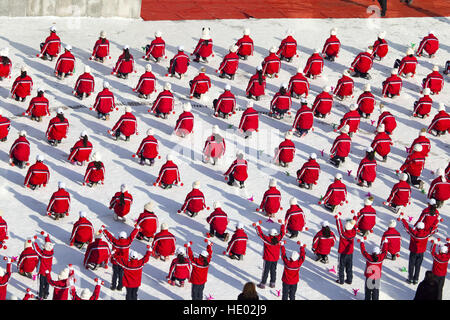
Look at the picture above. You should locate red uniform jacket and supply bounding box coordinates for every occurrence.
[281,245,305,285]
[255,225,286,262]
[167,256,191,280]
[181,189,206,213]
[337,110,360,133]
[47,188,71,215]
[415,206,440,234]
[169,51,190,75]
[156,161,180,185]
[92,38,109,58]
[136,135,158,159]
[259,187,282,215]
[360,242,388,279]
[206,208,228,235]
[409,135,432,157]
[322,35,340,58]
[71,285,101,300]
[428,110,450,133]
[292,104,313,130]
[74,72,94,94]
[83,238,111,268]
[371,39,388,59]
[246,73,266,97]
[239,107,259,132]
[32,235,53,275]
[145,37,165,60]
[284,205,305,232]
[270,92,292,113]
[26,96,50,117]
[312,91,333,115]
[417,34,439,56]
[190,73,211,95]
[413,95,432,117]
[312,229,336,255]
[84,161,104,184]
[174,111,194,134]
[112,112,137,137]
[0,218,6,243]
[113,251,151,288]
[151,90,174,114]
[0,116,10,140]
[193,38,213,58]
[68,138,93,163]
[322,180,347,206]
[40,33,61,56]
[381,227,401,255]
[371,132,392,157]
[356,205,376,231]
[400,151,425,177]
[203,134,226,158]
[288,73,309,97]
[46,270,74,300]
[333,75,354,97]
[11,75,33,98]
[218,52,239,75]
[303,53,323,76]
[387,181,411,206]
[401,219,431,254]
[335,218,356,255]
[297,159,320,185]
[17,247,39,274]
[109,191,133,218]
[135,71,156,95]
[46,116,69,141]
[152,230,176,257]
[103,228,138,264]
[70,217,94,245]
[277,36,297,58]
[276,139,295,163]
[382,75,402,96]
[24,161,50,187]
[377,111,397,134]
[225,229,248,256]
[54,50,75,74]
[351,52,373,74]
[113,53,134,74]
[357,157,377,183]
[0,263,12,300]
[428,176,450,202]
[93,88,116,115]
[262,52,281,75]
[398,55,418,76]
[236,35,254,57]
[330,132,351,158]
[188,245,212,285]
[0,59,12,78]
[215,90,236,115]
[136,210,158,238]
[224,159,248,182]
[430,243,449,277]
[423,71,444,94]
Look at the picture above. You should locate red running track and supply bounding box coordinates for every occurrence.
[141,0,450,20]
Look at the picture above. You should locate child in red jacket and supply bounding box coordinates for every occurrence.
[356,147,377,187]
[280,241,306,300]
[225,223,248,260]
[284,198,306,239]
[32,232,54,300]
[109,184,133,222]
[224,151,248,188]
[206,201,229,241]
[17,239,39,278]
[380,220,401,260]
[179,181,207,218]
[297,153,320,189]
[312,221,336,264]
[429,240,449,299]
[151,223,176,261]
[45,265,74,300]
[257,179,282,218]
[167,247,192,287]
[69,211,94,249]
[135,201,159,242]
[0,257,12,300]
[355,197,376,237]
[187,240,213,300]
[359,239,389,300]
[334,215,357,285]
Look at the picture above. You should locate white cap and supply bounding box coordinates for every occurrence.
[183,102,192,112]
[440,246,448,254]
[281,82,288,89]
[19,130,27,136]
[119,231,127,238]
[310,153,317,159]
[212,125,219,134]
[44,242,54,251]
[155,30,162,37]
[391,68,398,75]
[200,250,209,258]
[413,144,423,152]
[144,201,154,212]
[364,83,371,92]
[176,246,186,256]
[58,181,65,189]
[365,197,374,206]
[423,88,431,95]
[349,103,358,111]
[65,45,72,51]
[313,48,320,54]
[377,124,385,133]
[246,101,254,109]
[146,128,154,136]
[192,180,201,189]
[36,154,44,162]
[366,146,374,153]
[429,30,434,35]
[213,200,221,209]
[297,66,303,73]
[120,184,127,192]
[50,25,56,32]
[378,31,386,39]
[269,179,277,187]
[24,239,32,249]
[130,250,138,259]
[335,173,343,180]
[343,69,350,76]
[57,108,64,114]
[243,28,250,35]
[256,65,262,71]
[21,66,27,73]
[164,83,172,91]
[372,246,381,255]
[201,27,211,40]
[291,251,299,261]
[166,154,174,161]
[340,124,350,134]
[389,220,397,228]
[58,268,70,280]
[400,173,408,181]
[92,152,101,162]
[269,46,277,53]
[290,198,297,206]
[145,64,152,72]
[416,222,425,230]
[323,86,331,93]
[429,198,437,206]
[0,47,8,57]
[161,223,168,230]
[436,168,445,178]
[285,131,293,139]
[103,81,110,89]
[330,28,337,36]
[125,106,132,113]
[229,45,238,53]
[344,219,356,231]
[236,222,244,229]
[84,65,91,73]
[225,84,231,91]
[178,45,184,51]
[438,103,445,111]
[406,47,414,56]
[80,289,91,300]
[123,45,130,50]
[100,30,106,38]
[321,221,329,228]
[79,211,87,218]
[270,228,278,236]
[433,65,439,72]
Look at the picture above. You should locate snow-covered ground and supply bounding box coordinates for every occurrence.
[0,15,449,300]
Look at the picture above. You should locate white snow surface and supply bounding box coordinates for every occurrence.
[0,16,449,300]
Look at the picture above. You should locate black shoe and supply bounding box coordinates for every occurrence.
[336,279,344,285]
[110,285,116,291]
[116,286,123,291]
[345,279,352,285]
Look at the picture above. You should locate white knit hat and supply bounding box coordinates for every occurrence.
[123,45,130,50]
[161,223,168,230]
[166,154,174,161]
[119,231,127,238]
[213,200,221,209]
[100,30,106,38]
[44,242,54,251]
[178,45,184,51]
[372,246,381,255]
[291,251,299,261]
[285,131,293,139]
[130,250,139,259]
[144,201,154,212]
[243,28,250,35]
[349,103,358,111]
[92,152,101,162]
[406,47,414,56]
[330,28,337,36]
[378,31,386,39]
[236,222,244,229]
[36,154,44,162]
[80,289,91,300]
[65,44,72,51]
[103,81,110,89]
[246,101,254,109]
[377,124,385,133]
[58,181,66,189]
[270,228,278,236]
[58,268,70,280]
[290,198,297,206]
[57,108,64,114]
[183,102,192,112]
[164,83,172,91]
[323,86,331,93]
[366,147,374,153]
[438,103,445,111]
[365,197,374,206]
[364,83,371,92]
[340,124,350,134]
[310,153,317,159]
[344,219,356,231]
[335,173,343,180]
[19,130,27,137]
[413,144,423,152]
[321,221,329,227]
[225,84,231,91]
[269,179,277,187]
[155,30,162,37]
[428,198,437,206]
[440,246,448,254]
[422,88,431,95]
[314,48,320,54]
[436,168,445,178]
[120,184,127,192]
[84,65,91,73]
[389,219,397,228]
[192,180,201,189]
[400,173,408,181]
[79,211,87,218]
[269,46,277,53]
[391,68,398,75]
[212,125,219,134]
[201,27,211,40]
[200,250,209,257]
[432,65,439,72]
[416,222,425,230]
[125,106,132,113]
[21,66,27,73]
[146,64,152,72]
[50,25,56,32]
[229,45,238,53]
[146,128,154,136]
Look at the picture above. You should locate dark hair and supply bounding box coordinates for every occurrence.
[119,193,125,206]
[322,226,331,238]
[20,71,27,78]
[101,38,106,44]
[1,56,10,65]
[280,87,287,95]
[37,91,44,98]
[57,113,65,122]
[124,48,131,61]
[200,255,209,266]
[367,151,375,161]
[241,282,258,299]
[429,205,437,216]
[270,236,279,245]
[257,69,264,85]
[177,254,185,264]
[371,252,379,262]
[82,135,88,147]
[94,161,103,170]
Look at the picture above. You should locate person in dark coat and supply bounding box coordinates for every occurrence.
[237,282,259,300]
[414,270,440,300]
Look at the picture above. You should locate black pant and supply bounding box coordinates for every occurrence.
[39,274,49,299]
[287,227,299,238]
[126,287,139,300]
[112,264,124,288]
[408,252,424,281]
[209,225,226,240]
[282,283,297,300]
[261,260,277,285]
[365,277,380,300]
[435,275,445,300]
[338,253,353,283]
[377,0,387,16]
[192,283,205,300]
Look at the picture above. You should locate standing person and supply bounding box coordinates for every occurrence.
[334,215,357,285]
[253,221,286,289]
[224,223,248,260]
[312,221,336,264]
[91,30,110,62]
[9,130,30,168]
[38,26,61,60]
[112,248,152,300]
[224,151,248,188]
[135,201,159,242]
[44,266,74,300]
[46,108,69,146]
[380,220,401,260]
[284,198,306,239]
[359,239,389,300]
[206,201,229,241]
[17,239,39,279]
[32,232,54,300]
[67,131,93,165]
[151,223,176,261]
[25,88,50,122]
[11,66,33,102]
[296,153,320,189]
[73,65,95,100]
[280,241,306,300]
[46,181,71,220]
[167,247,192,287]
[0,257,12,300]
[237,282,259,300]
[69,211,94,249]
[429,240,449,300]
[143,30,166,62]
[400,218,432,285]
[187,240,213,300]
[92,81,116,120]
[414,271,440,300]
[101,226,139,291]
[235,28,254,60]
[109,184,133,222]
[83,231,111,270]
[112,45,135,79]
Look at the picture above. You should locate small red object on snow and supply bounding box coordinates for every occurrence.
[223,251,227,255]
[206,206,210,210]
[177,210,181,213]
[296,241,301,245]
